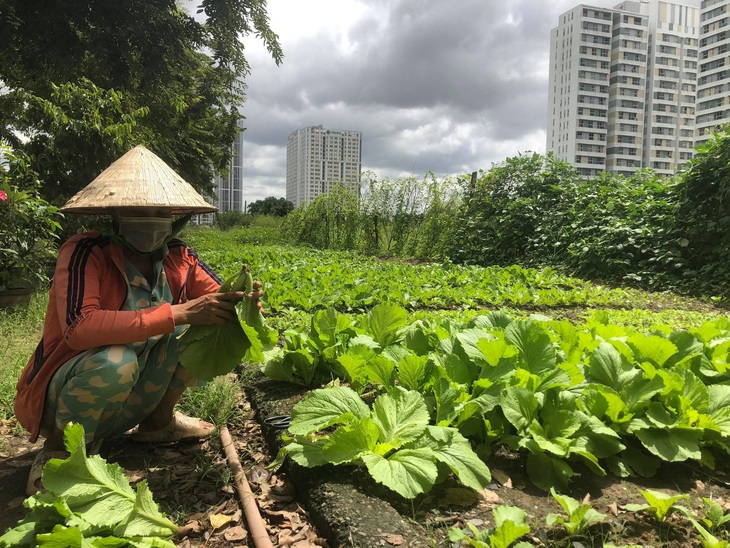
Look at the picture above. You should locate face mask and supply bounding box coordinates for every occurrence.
[117,216,173,253]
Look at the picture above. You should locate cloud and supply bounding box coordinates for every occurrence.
[237,0,620,204]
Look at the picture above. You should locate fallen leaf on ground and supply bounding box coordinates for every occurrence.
[608,502,619,517]
[479,488,502,506]
[123,470,146,484]
[279,529,307,545]
[177,520,205,537]
[210,513,233,530]
[248,465,270,484]
[491,468,512,488]
[381,533,405,545]
[223,526,248,541]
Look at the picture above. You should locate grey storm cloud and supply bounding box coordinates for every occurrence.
[236,0,619,203]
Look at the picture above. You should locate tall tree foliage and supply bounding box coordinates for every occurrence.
[676,126,730,291]
[0,0,282,203]
[247,196,294,216]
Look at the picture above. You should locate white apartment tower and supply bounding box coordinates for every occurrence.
[548,0,701,177]
[696,0,730,143]
[286,125,362,208]
[194,120,245,225]
[214,119,245,213]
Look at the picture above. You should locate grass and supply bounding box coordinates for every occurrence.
[178,374,243,427]
[0,291,47,420]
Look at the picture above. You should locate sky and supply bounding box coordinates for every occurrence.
[236,0,624,205]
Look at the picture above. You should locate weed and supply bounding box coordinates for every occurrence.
[177,374,242,427]
[0,292,47,419]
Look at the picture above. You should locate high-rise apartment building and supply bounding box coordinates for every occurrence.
[548,0,701,177]
[194,120,245,225]
[214,120,245,213]
[286,125,362,208]
[696,0,730,143]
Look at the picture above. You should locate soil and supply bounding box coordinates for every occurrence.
[3,371,730,547]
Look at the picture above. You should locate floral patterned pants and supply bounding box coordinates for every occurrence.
[41,254,194,443]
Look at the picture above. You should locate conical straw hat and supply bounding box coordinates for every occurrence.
[60,145,218,214]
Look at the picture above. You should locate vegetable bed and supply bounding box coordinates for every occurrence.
[3,229,730,547]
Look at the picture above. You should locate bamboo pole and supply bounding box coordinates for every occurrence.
[220,426,274,548]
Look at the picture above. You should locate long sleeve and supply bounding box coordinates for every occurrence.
[53,236,176,351]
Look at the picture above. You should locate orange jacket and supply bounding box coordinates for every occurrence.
[15,232,222,442]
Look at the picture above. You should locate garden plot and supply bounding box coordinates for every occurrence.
[4,234,730,546]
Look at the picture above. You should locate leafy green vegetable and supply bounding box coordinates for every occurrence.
[178,263,275,381]
[448,505,531,548]
[0,423,176,547]
[283,386,491,499]
[546,487,607,536]
[624,488,690,522]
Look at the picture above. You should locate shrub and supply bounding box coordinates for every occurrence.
[0,145,64,291]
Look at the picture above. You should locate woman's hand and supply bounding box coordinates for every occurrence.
[249,280,265,313]
[171,291,244,326]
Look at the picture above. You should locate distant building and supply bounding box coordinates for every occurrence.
[286,125,362,208]
[194,120,245,224]
[547,0,701,177]
[696,0,730,144]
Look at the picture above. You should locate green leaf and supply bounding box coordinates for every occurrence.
[403,320,437,355]
[472,311,514,330]
[44,425,136,529]
[547,487,607,535]
[500,387,539,434]
[606,446,661,478]
[526,452,573,492]
[579,385,632,424]
[289,386,371,435]
[177,319,252,381]
[35,525,87,547]
[337,353,368,388]
[587,342,637,392]
[113,482,177,538]
[397,354,432,391]
[367,303,408,347]
[491,505,530,548]
[625,489,689,521]
[453,328,493,366]
[310,308,349,348]
[240,320,266,364]
[475,339,518,379]
[371,387,430,445]
[361,448,438,499]
[505,320,556,376]
[627,334,678,368]
[432,376,470,425]
[633,427,702,462]
[0,520,37,547]
[322,417,380,464]
[365,356,396,389]
[415,426,491,491]
[283,437,330,468]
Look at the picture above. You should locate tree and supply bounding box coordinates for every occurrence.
[676,125,730,292]
[0,0,282,204]
[247,196,294,216]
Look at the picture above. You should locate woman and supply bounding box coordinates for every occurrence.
[15,145,262,494]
